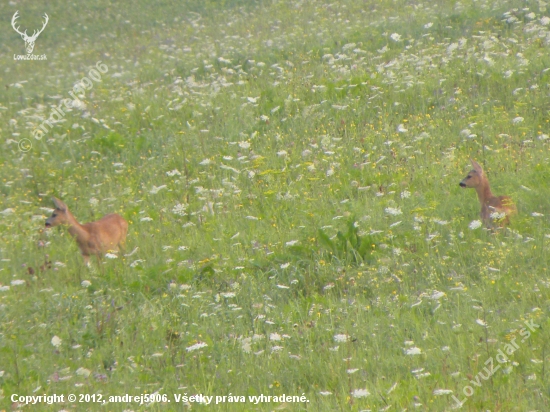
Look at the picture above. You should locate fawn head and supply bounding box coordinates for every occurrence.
[459,159,484,189]
[45,197,70,228]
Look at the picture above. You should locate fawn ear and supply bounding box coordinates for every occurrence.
[470,159,483,174]
[52,197,67,211]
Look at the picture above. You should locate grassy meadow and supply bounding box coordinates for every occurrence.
[1,0,550,410]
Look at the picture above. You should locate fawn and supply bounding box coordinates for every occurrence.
[45,197,128,266]
[459,159,516,227]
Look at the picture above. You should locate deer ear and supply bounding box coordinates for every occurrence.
[470,159,483,174]
[52,197,67,211]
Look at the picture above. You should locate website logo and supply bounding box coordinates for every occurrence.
[12,11,48,60]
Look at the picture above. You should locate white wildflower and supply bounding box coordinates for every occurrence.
[166,169,181,176]
[51,336,62,347]
[186,342,208,352]
[469,220,482,230]
[385,207,402,216]
[390,33,402,42]
[172,203,188,216]
[130,259,145,267]
[490,211,506,220]
[430,291,445,300]
[76,367,91,378]
[351,389,370,398]
[404,347,422,355]
[512,117,524,124]
[269,333,282,341]
[149,185,167,194]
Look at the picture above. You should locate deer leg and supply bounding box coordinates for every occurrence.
[95,253,105,275]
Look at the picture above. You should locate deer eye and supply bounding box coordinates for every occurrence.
[52,213,57,217]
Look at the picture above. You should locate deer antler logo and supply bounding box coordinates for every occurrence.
[11,11,49,54]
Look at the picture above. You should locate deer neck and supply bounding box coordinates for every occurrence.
[66,211,89,241]
[475,177,494,205]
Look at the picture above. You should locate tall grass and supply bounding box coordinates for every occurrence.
[1,0,549,410]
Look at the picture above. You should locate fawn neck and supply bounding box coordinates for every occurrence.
[65,210,90,241]
[474,176,494,205]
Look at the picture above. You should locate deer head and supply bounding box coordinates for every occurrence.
[45,197,69,228]
[459,159,485,189]
[11,11,49,54]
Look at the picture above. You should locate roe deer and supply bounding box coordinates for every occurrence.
[459,159,516,227]
[45,197,128,265]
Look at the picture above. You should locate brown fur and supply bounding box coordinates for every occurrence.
[45,197,128,265]
[459,159,516,228]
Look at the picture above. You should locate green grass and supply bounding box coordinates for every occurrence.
[1,0,550,410]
